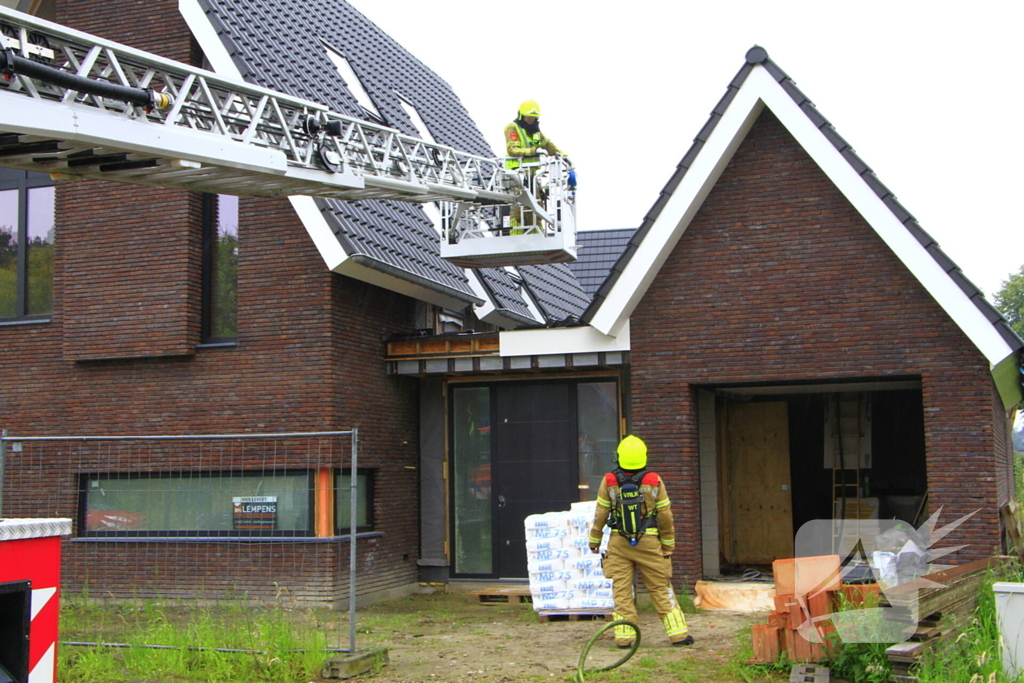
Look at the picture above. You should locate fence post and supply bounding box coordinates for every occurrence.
[349,427,358,654]
[0,429,7,518]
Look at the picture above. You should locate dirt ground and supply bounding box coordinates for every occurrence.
[348,590,770,683]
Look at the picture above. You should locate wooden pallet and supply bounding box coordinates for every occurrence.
[536,612,612,622]
[468,587,533,605]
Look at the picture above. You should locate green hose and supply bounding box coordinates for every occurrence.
[574,619,640,683]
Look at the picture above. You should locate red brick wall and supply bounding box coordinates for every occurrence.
[55,0,204,360]
[59,184,201,360]
[2,185,420,603]
[57,0,201,65]
[629,110,1006,583]
[0,0,423,605]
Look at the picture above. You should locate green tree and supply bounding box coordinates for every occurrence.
[993,266,1024,339]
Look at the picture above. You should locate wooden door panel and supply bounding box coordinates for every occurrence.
[724,401,794,565]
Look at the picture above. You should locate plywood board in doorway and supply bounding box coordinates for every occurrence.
[721,401,794,565]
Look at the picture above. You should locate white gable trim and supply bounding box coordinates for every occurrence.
[179,0,234,74]
[589,64,1016,374]
[588,86,765,339]
[500,320,630,357]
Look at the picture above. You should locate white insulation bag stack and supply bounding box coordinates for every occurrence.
[524,500,614,613]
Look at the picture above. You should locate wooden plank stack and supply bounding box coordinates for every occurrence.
[883,556,1015,682]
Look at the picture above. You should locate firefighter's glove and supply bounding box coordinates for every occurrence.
[536,148,549,157]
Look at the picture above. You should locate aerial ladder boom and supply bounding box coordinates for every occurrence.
[0,6,576,267]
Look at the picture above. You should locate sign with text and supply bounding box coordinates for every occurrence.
[232,496,277,530]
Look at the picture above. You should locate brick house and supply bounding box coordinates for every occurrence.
[0,0,600,605]
[571,47,1023,583]
[1,0,1019,605]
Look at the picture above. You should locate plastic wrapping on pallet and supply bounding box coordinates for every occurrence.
[567,555,602,571]
[525,525,571,539]
[570,597,615,610]
[525,512,569,528]
[531,580,568,595]
[525,505,612,616]
[568,578,612,591]
[526,558,565,573]
[564,535,594,549]
[526,536,564,552]
[530,547,579,561]
[533,597,570,611]
[530,569,574,584]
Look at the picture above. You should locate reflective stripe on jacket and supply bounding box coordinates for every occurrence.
[504,121,562,169]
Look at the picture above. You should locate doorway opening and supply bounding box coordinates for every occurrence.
[449,378,620,578]
[707,381,927,577]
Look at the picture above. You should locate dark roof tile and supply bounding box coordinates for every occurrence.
[695,113,722,143]
[780,79,810,106]
[861,172,891,199]
[882,195,914,224]
[904,220,935,248]
[519,264,591,324]
[199,0,579,319]
[712,87,739,116]
[840,147,871,175]
[800,101,828,129]
[568,229,636,297]
[820,124,850,152]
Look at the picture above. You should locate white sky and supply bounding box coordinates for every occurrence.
[348,0,1022,299]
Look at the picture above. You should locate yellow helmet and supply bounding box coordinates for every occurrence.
[518,99,541,118]
[617,435,648,471]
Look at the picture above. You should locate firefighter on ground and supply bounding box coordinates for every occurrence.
[589,435,693,649]
[503,99,566,234]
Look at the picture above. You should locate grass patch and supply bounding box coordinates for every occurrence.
[913,563,1024,683]
[59,597,336,683]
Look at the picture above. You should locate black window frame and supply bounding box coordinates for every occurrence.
[0,168,56,322]
[334,467,375,535]
[200,193,238,344]
[77,469,316,539]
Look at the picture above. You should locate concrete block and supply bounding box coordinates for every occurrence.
[322,647,390,679]
[789,662,830,682]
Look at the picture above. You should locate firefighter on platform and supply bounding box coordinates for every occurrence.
[504,100,566,233]
[589,435,693,649]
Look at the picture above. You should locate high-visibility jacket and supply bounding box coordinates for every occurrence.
[504,120,563,169]
[589,470,675,554]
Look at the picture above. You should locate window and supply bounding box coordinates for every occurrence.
[451,386,492,575]
[202,194,238,343]
[577,382,620,500]
[395,92,436,144]
[0,169,55,321]
[335,469,374,534]
[322,42,383,123]
[79,470,313,538]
